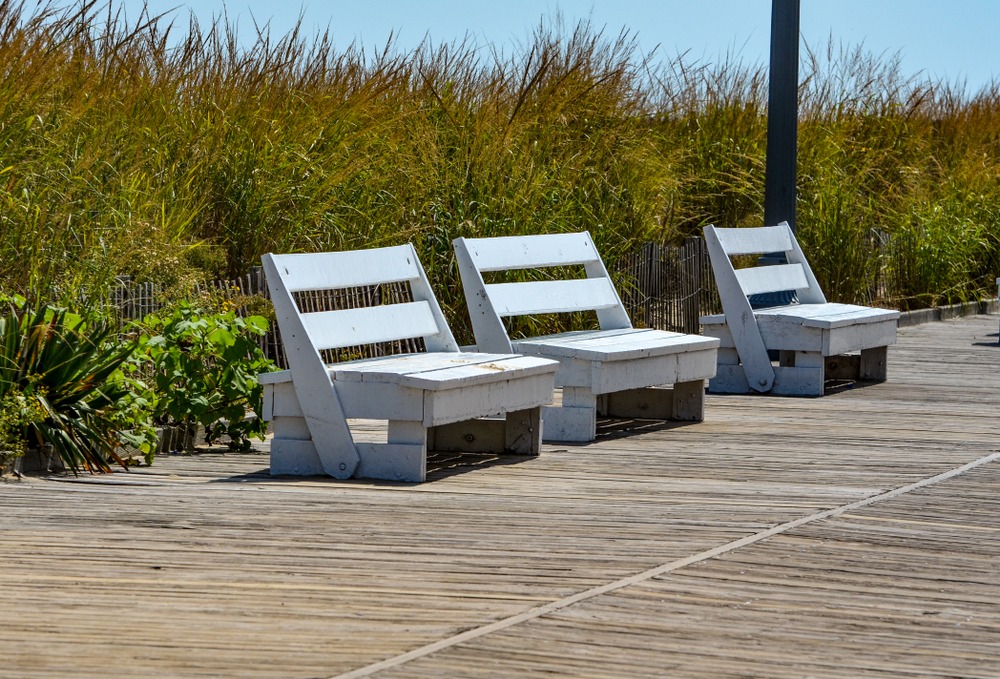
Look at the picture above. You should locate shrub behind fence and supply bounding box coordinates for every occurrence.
[114,239,720,370]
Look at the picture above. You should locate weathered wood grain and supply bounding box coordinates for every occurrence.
[393,466,999,678]
[0,314,997,678]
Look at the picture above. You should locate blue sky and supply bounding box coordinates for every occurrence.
[103,1,998,93]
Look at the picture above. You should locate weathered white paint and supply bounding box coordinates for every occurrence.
[267,246,422,292]
[703,227,775,392]
[484,278,623,317]
[262,253,359,479]
[301,302,440,351]
[456,231,601,271]
[453,232,720,441]
[735,263,810,297]
[702,222,900,396]
[712,224,794,255]
[260,244,558,482]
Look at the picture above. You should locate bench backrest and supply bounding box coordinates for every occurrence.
[704,222,827,306]
[453,232,631,353]
[262,244,459,357]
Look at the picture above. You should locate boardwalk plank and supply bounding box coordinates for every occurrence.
[400,466,999,678]
[0,314,998,678]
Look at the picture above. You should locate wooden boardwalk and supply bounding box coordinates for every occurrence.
[1,314,998,678]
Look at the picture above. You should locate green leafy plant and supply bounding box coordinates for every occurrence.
[135,302,275,451]
[0,296,153,473]
[0,381,47,469]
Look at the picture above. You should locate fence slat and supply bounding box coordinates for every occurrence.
[115,240,722,368]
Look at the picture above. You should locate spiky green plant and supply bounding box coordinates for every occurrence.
[0,296,146,473]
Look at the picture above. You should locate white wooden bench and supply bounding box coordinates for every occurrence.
[453,232,719,442]
[259,245,559,482]
[701,222,899,396]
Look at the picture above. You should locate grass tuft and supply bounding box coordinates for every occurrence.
[1,2,998,332]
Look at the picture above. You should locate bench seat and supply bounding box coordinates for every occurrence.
[702,303,898,354]
[262,353,556,423]
[512,328,717,391]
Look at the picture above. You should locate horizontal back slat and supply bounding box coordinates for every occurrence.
[735,263,810,297]
[714,225,794,256]
[301,301,441,350]
[484,278,621,317]
[268,246,420,292]
[460,233,600,272]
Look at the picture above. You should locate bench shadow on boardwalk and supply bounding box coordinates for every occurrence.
[1,314,998,678]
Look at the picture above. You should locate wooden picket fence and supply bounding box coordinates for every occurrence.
[615,237,720,334]
[113,238,720,369]
[113,268,286,364]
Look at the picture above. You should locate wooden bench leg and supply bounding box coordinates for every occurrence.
[860,346,888,381]
[671,380,706,420]
[542,388,597,442]
[822,349,888,384]
[824,354,860,380]
[354,420,427,482]
[824,348,887,383]
[268,414,428,481]
[600,381,706,421]
[771,351,824,396]
[270,438,326,476]
[428,408,542,456]
[505,407,542,455]
[708,348,752,394]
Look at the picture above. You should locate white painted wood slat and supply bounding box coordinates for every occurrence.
[517,329,719,362]
[329,352,528,379]
[333,354,558,390]
[757,303,900,329]
[825,320,898,356]
[270,352,557,388]
[484,278,622,317]
[712,225,794,256]
[301,301,441,350]
[267,246,420,292]
[734,263,810,297]
[523,328,645,343]
[457,233,600,271]
[399,356,558,391]
[258,369,292,385]
[797,305,901,328]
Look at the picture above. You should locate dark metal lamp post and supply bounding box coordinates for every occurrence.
[753,0,800,310]
[764,0,800,235]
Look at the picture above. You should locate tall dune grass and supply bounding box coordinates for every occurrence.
[1,1,998,335]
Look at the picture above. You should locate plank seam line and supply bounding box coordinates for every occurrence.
[331,451,1000,679]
